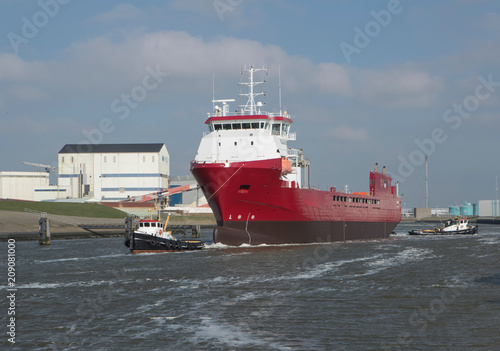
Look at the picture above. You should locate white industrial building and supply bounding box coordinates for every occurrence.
[478,200,500,217]
[58,143,169,201]
[0,171,52,201]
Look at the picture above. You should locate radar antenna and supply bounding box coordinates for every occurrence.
[238,65,267,115]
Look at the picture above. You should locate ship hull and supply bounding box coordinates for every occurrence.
[214,220,399,246]
[191,158,401,246]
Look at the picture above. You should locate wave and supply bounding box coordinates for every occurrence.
[34,253,127,264]
[6,279,116,290]
[364,247,433,275]
[186,317,292,351]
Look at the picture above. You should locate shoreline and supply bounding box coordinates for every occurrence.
[2,210,497,242]
[0,210,216,241]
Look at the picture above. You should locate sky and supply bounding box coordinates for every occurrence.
[0,0,499,209]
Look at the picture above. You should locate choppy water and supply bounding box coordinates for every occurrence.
[1,223,499,350]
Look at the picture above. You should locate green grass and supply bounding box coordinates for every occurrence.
[0,200,128,218]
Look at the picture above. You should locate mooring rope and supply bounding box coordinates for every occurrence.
[207,163,245,202]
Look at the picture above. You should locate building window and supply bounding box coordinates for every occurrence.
[71,157,74,163]
[104,156,107,163]
[152,156,155,162]
[113,156,116,163]
[143,156,145,162]
[62,157,64,163]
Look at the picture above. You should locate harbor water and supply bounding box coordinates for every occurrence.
[1,223,500,350]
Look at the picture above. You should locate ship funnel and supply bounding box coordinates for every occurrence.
[375,163,378,172]
[382,166,386,175]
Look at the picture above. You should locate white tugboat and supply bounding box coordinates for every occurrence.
[409,218,478,235]
[124,209,204,252]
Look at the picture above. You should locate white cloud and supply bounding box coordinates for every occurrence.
[327,125,371,142]
[0,54,48,82]
[0,30,445,111]
[90,3,143,22]
[483,12,500,33]
[315,63,352,96]
[354,68,444,107]
[10,85,49,101]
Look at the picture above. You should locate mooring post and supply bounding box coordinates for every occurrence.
[124,217,134,250]
[39,217,51,245]
[193,225,201,238]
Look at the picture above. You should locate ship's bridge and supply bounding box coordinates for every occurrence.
[205,112,295,141]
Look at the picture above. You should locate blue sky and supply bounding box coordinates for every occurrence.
[1,0,499,208]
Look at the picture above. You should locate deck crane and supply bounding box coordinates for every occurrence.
[22,161,55,173]
[121,183,199,203]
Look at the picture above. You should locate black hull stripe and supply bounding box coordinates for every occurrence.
[214,221,399,246]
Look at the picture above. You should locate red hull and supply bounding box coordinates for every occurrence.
[191,158,401,245]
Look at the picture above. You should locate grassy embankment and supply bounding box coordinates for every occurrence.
[0,200,127,218]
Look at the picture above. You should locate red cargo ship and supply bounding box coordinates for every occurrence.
[191,66,401,245]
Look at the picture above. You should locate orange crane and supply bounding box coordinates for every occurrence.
[121,183,199,203]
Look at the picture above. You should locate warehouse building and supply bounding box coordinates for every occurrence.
[0,171,52,201]
[478,200,500,217]
[58,143,169,201]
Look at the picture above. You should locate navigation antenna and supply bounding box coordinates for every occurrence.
[239,65,266,114]
[425,154,429,208]
[279,64,282,115]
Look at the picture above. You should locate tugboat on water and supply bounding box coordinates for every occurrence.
[124,209,204,253]
[409,218,478,236]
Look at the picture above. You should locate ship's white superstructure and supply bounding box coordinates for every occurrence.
[194,66,303,187]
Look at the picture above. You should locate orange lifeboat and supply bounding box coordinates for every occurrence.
[281,157,293,175]
[353,192,368,196]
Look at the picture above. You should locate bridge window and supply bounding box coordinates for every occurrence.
[232,123,241,130]
[252,122,259,128]
[223,123,232,130]
[214,124,222,131]
[242,123,251,129]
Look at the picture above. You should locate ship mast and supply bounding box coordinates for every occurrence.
[425,154,429,208]
[239,65,266,114]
